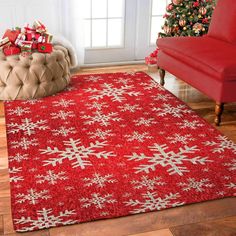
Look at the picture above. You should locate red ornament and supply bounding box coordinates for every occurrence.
[3,45,21,56]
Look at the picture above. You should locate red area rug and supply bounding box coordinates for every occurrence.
[5,72,236,232]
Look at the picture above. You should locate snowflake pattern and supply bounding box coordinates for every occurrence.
[82,110,122,127]
[11,137,39,150]
[8,118,48,136]
[51,111,75,120]
[118,104,142,113]
[83,173,117,188]
[52,126,77,137]
[52,99,76,108]
[153,94,173,102]
[88,129,114,140]
[9,153,29,163]
[131,176,166,190]
[224,159,236,171]
[80,193,117,209]
[134,117,157,127]
[8,107,30,116]
[153,104,193,118]
[167,134,195,145]
[41,138,115,169]
[85,83,140,102]
[125,191,184,214]
[177,120,204,130]
[125,131,153,142]
[178,178,214,192]
[204,135,236,154]
[9,167,24,183]
[14,208,77,232]
[126,143,211,175]
[85,75,102,82]
[36,170,68,185]
[16,189,51,205]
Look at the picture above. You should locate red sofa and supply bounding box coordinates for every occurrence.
[157,0,236,126]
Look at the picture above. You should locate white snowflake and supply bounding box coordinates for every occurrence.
[226,183,236,189]
[140,80,162,90]
[51,110,75,120]
[82,110,122,127]
[118,104,142,113]
[126,143,211,176]
[14,208,77,232]
[114,77,131,85]
[83,173,117,188]
[85,75,102,82]
[8,107,30,116]
[178,178,214,192]
[9,153,29,163]
[22,100,42,105]
[86,101,109,110]
[52,99,76,108]
[125,191,184,214]
[85,83,140,102]
[167,134,195,145]
[36,170,68,185]
[153,104,193,118]
[131,176,166,190]
[134,117,157,127]
[177,120,204,130]
[80,193,116,209]
[16,189,51,205]
[224,159,236,171]
[125,131,153,142]
[11,137,39,150]
[153,94,173,102]
[8,118,48,136]
[88,129,114,140]
[52,126,77,137]
[41,138,115,169]
[9,167,24,183]
[204,135,236,154]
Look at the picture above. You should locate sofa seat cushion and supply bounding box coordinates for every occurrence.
[157,36,236,81]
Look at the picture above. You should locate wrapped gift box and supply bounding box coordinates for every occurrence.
[3,29,21,43]
[3,46,21,56]
[0,37,11,49]
[38,43,52,53]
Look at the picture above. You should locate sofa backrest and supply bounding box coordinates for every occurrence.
[208,0,236,43]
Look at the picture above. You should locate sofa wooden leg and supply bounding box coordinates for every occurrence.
[215,102,224,126]
[159,68,166,86]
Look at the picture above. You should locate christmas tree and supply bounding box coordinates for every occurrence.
[159,0,216,38]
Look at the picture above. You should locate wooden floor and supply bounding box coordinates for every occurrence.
[0,64,236,236]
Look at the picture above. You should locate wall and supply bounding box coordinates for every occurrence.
[0,0,64,36]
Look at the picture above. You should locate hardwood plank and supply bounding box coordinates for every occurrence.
[50,198,236,236]
[5,230,50,236]
[0,169,9,183]
[0,149,8,159]
[170,216,236,236]
[129,229,173,236]
[0,197,11,215]
[0,158,8,170]
[3,214,14,235]
[0,182,10,198]
[0,215,3,235]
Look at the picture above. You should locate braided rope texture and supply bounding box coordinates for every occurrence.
[0,45,71,100]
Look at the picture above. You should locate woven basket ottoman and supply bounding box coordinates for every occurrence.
[0,45,71,100]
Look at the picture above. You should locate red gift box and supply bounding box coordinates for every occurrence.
[3,29,21,43]
[38,43,52,53]
[3,46,21,56]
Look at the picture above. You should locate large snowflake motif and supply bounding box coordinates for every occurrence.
[82,110,122,127]
[178,178,214,192]
[7,118,48,136]
[52,126,76,137]
[52,99,76,108]
[224,159,236,171]
[131,176,166,190]
[125,131,153,142]
[41,138,115,169]
[83,173,117,188]
[80,193,116,209]
[140,80,162,91]
[177,120,204,130]
[36,170,68,185]
[11,137,39,150]
[134,117,157,127]
[86,101,109,110]
[16,188,51,205]
[88,129,114,140]
[51,110,75,120]
[9,153,29,163]
[204,135,236,154]
[125,191,184,214]
[118,104,142,113]
[85,83,140,102]
[14,208,77,232]
[126,143,211,176]
[8,107,30,116]
[167,133,195,145]
[153,104,193,118]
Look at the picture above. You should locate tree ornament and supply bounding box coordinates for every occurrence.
[179,19,187,27]
[199,7,207,15]
[172,0,182,5]
[193,22,203,33]
[163,25,172,34]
